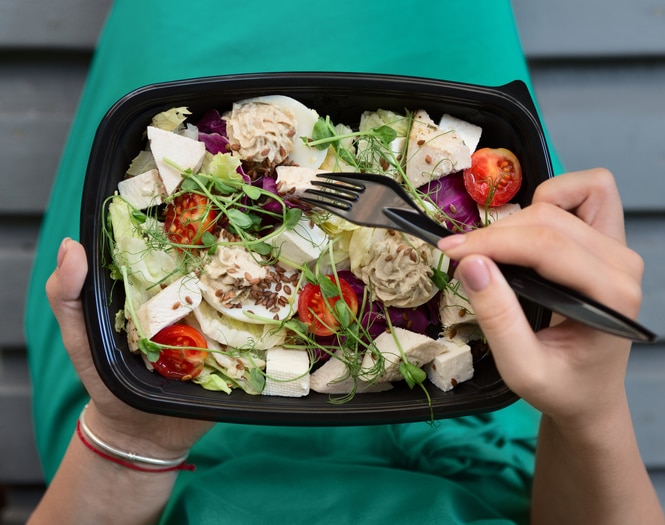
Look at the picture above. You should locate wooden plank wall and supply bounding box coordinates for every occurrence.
[0,0,663,504]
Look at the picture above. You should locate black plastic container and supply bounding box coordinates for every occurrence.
[80,72,553,425]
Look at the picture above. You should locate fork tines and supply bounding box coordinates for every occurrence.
[302,175,366,210]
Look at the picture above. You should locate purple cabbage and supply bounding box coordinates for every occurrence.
[196,109,227,135]
[418,172,480,232]
[196,109,231,155]
[337,271,439,339]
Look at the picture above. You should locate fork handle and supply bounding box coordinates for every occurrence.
[495,264,655,341]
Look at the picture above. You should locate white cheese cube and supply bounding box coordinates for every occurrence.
[310,349,393,394]
[267,218,329,265]
[275,165,327,197]
[439,279,477,328]
[147,126,206,195]
[134,273,202,338]
[405,110,471,188]
[117,169,166,210]
[425,338,474,392]
[262,348,310,397]
[361,326,446,383]
[477,202,522,226]
[438,114,482,153]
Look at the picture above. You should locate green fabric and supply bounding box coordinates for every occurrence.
[25,0,561,522]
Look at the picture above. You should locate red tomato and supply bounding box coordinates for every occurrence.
[151,324,208,381]
[298,276,359,336]
[463,148,522,207]
[165,192,218,247]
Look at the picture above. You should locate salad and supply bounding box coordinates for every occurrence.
[104,94,524,403]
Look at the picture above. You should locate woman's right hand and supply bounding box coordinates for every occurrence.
[437,168,644,429]
[45,238,213,462]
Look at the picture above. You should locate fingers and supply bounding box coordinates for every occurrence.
[490,202,630,275]
[453,255,545,393]
[531,168,626,242]
[437,168,644,319]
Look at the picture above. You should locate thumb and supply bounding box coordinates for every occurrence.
[454,255,543,389]
[45,238,90,354]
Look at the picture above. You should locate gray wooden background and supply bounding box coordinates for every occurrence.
[0,0,663,512]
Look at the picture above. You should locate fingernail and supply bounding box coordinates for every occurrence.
[57,237,70,268]
[437,234,466,252]
[459,257,491,292]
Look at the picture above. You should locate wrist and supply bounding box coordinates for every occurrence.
[81,403,194,470]
[541,391,634,448]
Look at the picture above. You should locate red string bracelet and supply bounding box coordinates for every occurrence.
[76,415,195,473]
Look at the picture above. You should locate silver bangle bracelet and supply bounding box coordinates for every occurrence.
[78,404,189,468]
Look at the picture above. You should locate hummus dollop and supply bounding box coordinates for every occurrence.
[349,228,438,308]
[224,101,297,164]
[200,235,268,311]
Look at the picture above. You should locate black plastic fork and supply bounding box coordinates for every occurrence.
[301,172,656,343]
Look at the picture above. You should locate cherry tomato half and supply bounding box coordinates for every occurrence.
[165,192,218,247]
[297,276,359,337]
[151,324,208,381]
[463,147,522,207]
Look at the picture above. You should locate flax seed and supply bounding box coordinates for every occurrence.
[417,139,425,146]
[425,154,432,164]
[172,302,181,310]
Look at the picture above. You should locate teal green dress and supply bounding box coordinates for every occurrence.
[26,1,563,523]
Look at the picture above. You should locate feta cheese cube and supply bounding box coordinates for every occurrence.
[147,126,206,195]
[117,169,166,210]
[310,349,393,394]
[134,273,202,338]
[275,165,327,197]
[262,348,310,397]
[405,110,471,187]
[267,218,329,265]
[438,114,482,153]
[361,326,446,383]
[439,279,477,328]
[425,338,474,392]
[477,202,522,226]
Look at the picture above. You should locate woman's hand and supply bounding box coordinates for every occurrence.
[437,168,644,428]
[45,238,213,460]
